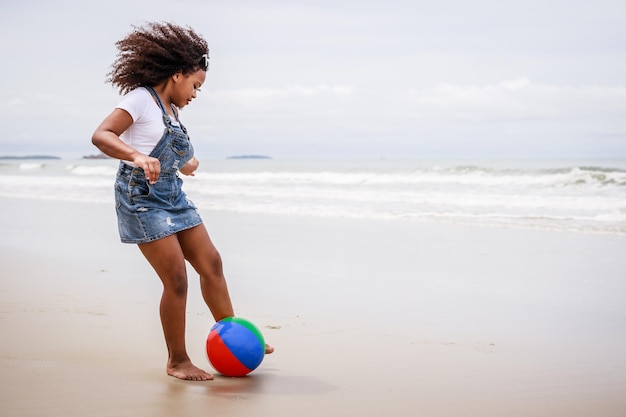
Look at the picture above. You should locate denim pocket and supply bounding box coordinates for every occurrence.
[169,136,191,158]
[157,136,192,172]
[129,176,151,202]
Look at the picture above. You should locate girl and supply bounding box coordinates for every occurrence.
[92,22,272,381]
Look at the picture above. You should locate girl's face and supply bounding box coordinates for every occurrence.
[172,69,206,108]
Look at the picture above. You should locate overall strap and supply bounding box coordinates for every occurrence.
[144,86,185,131]
[143,86,173,128]
[143,86,167,114]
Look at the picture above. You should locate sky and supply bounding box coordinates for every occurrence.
[1,0,625,159]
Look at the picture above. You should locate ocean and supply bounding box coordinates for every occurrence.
[1,158,625,235]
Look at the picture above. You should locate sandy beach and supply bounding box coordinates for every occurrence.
[1,196,625,417]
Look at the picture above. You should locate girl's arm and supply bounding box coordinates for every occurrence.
[179,156,199,176]
[92,109,161,184]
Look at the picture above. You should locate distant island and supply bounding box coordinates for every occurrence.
[82,153,111,160]
[0,155,61,160]
[226,155,272,160]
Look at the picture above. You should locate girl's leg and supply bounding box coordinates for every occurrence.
[177,224,274,354]
[176,224,234,321]
[138,235,213,381]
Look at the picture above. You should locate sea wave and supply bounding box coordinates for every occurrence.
[18,163,46,171]
[1,159,625,235]
[193,165,626,188]
[67,164,118,177]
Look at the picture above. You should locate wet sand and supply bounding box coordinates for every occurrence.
[1,197,626,416]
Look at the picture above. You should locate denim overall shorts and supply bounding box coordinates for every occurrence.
[114,86,202,244]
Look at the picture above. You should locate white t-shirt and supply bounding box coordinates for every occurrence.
[116,87,181,163]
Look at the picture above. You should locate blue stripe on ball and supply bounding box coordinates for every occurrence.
[212,318,265,371]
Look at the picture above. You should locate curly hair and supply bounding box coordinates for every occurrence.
[107,22,209,94]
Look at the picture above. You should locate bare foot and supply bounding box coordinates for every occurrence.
[167,360,214,381]
[265,343,275,354]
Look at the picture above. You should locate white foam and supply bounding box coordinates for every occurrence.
[2,159,625,235]
[18,163,44,170]
[68,164,118,177]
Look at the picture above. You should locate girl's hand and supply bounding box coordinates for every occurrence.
[133,154,161,184]
[180,156,199,176]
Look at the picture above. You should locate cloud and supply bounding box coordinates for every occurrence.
[192,78,626,134]
[186,83,355,132]
[1,0,625,158]
[179,76,626,158]
[401,78,626,126]
[213,83,353,105]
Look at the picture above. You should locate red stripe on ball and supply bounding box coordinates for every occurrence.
[206,331,252,377]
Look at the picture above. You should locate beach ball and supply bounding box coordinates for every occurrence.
[206,317,265,377]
